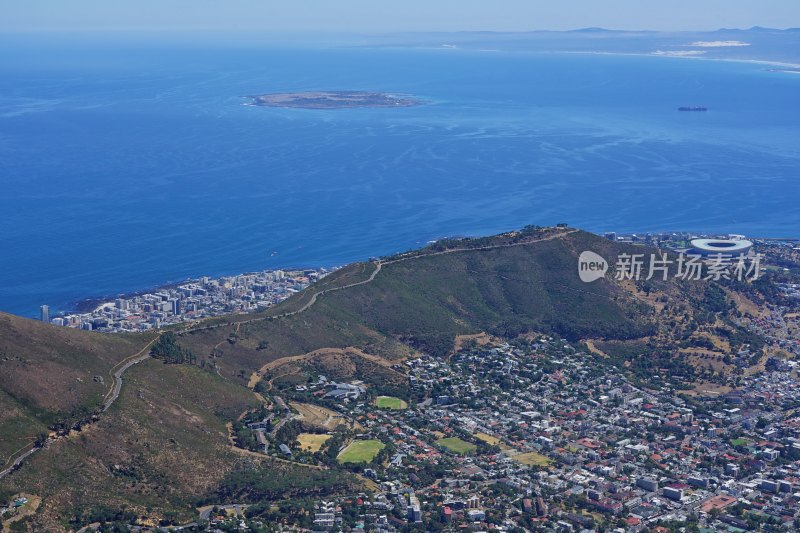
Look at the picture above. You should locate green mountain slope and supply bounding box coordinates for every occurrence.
[0,227,764,529]
[178,228,655,383]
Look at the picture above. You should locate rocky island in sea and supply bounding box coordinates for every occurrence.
[245,90,421,109]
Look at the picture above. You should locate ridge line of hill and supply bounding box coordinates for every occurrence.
[10,228,579,476]
[3,225,779,528]
[181,228,578,335]
[1,231,575,482]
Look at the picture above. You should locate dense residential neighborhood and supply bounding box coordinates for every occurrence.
[42,268,331,332]
[213,334,800,532]
[6,229,800,531]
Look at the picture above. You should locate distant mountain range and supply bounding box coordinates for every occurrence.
[569,26,799,33]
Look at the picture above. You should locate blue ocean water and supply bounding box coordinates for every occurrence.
[1,34,799,317]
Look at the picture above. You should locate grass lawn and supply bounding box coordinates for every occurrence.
[337,440,385,464]
[297,433,331,452]
[730,438,749,447]
[291,402,356,430]
[436,437,477,455]
[475,432,500,445]
[375,396,408,410]
[510,451,552,466]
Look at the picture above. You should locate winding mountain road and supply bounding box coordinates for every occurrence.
[101,336,160,412]
[0,335,161,480]
[1,229,575,481]
[275,260,383,317]
[278,228,576,316]
[0,446,38,480]
[183,229,575,334]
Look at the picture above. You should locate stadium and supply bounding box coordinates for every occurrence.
[689,238,753,257]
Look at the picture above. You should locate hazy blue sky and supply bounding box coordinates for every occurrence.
[1,0,798,33]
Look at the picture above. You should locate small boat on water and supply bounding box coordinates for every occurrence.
[678,106,708,111]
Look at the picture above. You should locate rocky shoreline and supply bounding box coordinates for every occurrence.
[245,90,421,109]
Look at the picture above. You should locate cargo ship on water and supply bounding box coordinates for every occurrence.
[678,106,708,111]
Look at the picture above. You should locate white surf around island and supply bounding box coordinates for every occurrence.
[557,50,800,72]
[688,40,751,48]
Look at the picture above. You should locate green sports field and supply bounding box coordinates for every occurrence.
[337,439,385,463]
[436,437,477,455]
[374,396,408,410]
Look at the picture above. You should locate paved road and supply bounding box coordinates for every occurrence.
[102,353,152,412]
[0,230,575,482]
[279,260,383,317]
[102,335,160,412]
[1,336,160,479]
[0,446,39,480]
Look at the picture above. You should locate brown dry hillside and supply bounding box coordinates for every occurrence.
[0,358,260,530]
[0,312,153,462]
[0,227,770,529]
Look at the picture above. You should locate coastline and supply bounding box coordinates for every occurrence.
[244,91,423,110]
[65,264,335,317]
[74,279,191,314]
[49,228,798,323]
[5,39,799,320]
[49,265,335,333]
[370,45,800,71]
[556,49,800,71]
